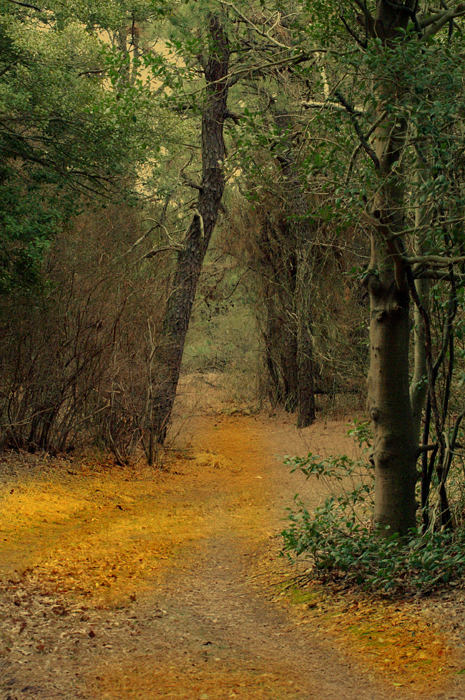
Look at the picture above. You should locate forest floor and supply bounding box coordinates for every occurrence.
[1,373,465,700]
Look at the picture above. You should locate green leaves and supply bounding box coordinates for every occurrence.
[0,0,168,294]
[282,421,465,594]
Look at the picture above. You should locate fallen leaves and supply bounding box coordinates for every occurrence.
[91,660,304,700]
[0,446,273,606]
[0,428,463,699]
[282,584,456,691]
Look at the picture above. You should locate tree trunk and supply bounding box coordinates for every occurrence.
[258,215,299,412]
[151,15,229,444]
[296,246,316,427]
[366,270,418,535]
[365,1,420,535]
[410,142,430,442]
[274,110,316,427]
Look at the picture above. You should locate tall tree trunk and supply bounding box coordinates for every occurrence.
[274,110,316,427]
[365,1,419,535]
[151,15,229,444]
[257,213,300,413]
[296,246,316,427]
[410,141,430,442]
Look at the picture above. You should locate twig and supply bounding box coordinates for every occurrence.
[345,111,387,184]
[8,0,42,11]
[138,244,183,262]
[219,0,290,50]
[333,91,380,170]
[181,172,203,192]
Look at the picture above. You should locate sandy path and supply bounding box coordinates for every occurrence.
[122,413,456,700]
[85,413,397,700]
[1,410,463,699]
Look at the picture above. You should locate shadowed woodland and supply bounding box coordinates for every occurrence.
[2,2,465,697]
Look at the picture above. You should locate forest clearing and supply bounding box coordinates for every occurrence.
[1,378,465,699]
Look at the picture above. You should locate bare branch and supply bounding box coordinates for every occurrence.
[220,0,291,50]
[418,443,438,453]
[224,109,241,123]
[78,69,106,78]
[7,0,42,11]
[181,172,203,192]
[333,90,380,170]
[421,3,465,39]
[345,110,387,184]
[351,0,375,35]
[419,9,451,28]
[302,99,365,115]
[406,254,465,267]
[139,244,183,263]
[339,12,367,48]
[414,270,465,281]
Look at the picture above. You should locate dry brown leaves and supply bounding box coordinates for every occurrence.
[0,435,464,698]
[244,541,459,693]
[91,661,304,700]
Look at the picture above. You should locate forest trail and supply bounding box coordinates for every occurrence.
[0,399,464,699]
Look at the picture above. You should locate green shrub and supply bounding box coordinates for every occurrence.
[281,422,465,594]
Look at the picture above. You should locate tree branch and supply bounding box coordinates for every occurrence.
[181,172,203,191]
[78,69,107,78]
[302,99,365,115]
[333,90,380,170]
[339,12,367,48]
[139,244,183,263]
[219,0,291,50]
[351,0,375,36]
[7,0,42,11]
[421,3,465,40]
[405,254,465,267]
[345,110,387,184]
[413,269,465,281]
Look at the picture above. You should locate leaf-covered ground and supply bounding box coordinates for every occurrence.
[0,401,464,699]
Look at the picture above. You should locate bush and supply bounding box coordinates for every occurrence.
[281,422,465,594]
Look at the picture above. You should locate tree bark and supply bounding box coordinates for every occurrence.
[365,1,420,535]
[296,246,316,427]
[273,110,316,427]
[261,251,300,413]
[151,15,229,444]
[366,270,418,535]
[410,142,430,442]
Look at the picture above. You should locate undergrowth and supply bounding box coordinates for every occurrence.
[281,421,465,595]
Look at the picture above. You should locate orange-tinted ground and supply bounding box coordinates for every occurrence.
[0,396,464,699]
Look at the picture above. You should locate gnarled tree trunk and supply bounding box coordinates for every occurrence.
[151,15,229,445]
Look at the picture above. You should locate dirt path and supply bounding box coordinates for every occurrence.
[0,409,464,699]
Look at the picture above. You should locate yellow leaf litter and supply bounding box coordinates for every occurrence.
[0,440,459,695]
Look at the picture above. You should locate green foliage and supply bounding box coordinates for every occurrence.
[283,500,465,593]
[282,423,465,594]
[0,0,164,292]
[0,169,72,294]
